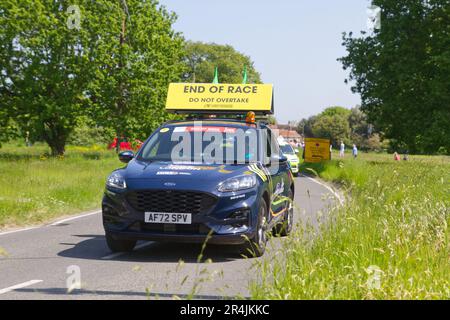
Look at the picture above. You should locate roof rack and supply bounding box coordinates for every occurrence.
[162,116,269,130]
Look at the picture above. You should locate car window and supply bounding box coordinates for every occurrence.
[271,131,281,156]
[138,125,258,164]
[280,144,295,154]
[265,129,281,158]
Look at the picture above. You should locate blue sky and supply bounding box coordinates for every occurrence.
[159,0,372,123]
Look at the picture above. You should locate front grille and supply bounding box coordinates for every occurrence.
[126,190,217,214]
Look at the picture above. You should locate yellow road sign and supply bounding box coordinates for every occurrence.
[304,138,331,163]
[165,83,273,114]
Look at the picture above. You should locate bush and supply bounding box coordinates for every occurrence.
[67,119,115,147]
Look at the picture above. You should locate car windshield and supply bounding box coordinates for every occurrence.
[138,125,259,164]
[280,144,295,154]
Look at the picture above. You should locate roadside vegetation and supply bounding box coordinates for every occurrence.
[252,153,449,299]
[0,143,121,229]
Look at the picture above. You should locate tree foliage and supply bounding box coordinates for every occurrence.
[182,41,262,83]
[0,0,184,155]
[297,116,317,138]
[267,115,277,125]
[0,0,95,155]
[88,0,185,144]
[298,106,382,150]
[311,107,351,146]
[340,0,450,154]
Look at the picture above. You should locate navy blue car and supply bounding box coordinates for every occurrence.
[102,119,294,257]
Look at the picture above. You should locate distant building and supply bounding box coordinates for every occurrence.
[269,124,303,146]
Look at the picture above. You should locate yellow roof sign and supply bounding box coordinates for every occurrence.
[165,83,273,114]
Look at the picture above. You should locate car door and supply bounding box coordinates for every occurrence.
[263,129,290,225]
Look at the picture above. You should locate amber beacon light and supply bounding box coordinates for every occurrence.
[246,111,256,124]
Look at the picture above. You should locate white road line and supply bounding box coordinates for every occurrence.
[49,210,101,226]
[0,210,101,236]
[0,226,39,237]
[300,174,345,206]
[101,242,152,260]
[0,280,43,295]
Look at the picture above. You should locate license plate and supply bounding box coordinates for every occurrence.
[144,212,192,224]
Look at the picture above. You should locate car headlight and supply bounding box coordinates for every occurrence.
[106,172,127,189]
[218,174,257,192]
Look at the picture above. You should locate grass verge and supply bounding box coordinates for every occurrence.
[251,153,449,299]
[0,143,121,229]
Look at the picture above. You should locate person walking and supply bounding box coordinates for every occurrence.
[339,141,345,158]
[352,144,358,158]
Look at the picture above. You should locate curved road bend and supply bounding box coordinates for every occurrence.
[0,175,339,299]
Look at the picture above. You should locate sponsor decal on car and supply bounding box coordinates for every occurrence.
[247,164,267,182]
[173,126,237,133]
[159,164,216,171]
[156,171,192,176]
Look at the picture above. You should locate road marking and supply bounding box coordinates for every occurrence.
[0,227,39,237]
[0,280,43,295]
[50,210,101,226]
[101,242,152,260]
[300,174,344,206]
[0,210,101,236]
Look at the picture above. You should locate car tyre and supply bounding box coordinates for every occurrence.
[273,190,294,237]
[105,232,137,252]
[240,198,269,258]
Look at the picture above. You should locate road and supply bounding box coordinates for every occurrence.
[0,175,340,299]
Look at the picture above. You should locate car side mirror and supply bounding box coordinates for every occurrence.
[119,151,134,163]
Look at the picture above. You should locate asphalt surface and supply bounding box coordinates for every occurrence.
[0,175,340,300]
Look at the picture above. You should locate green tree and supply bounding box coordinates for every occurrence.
[297,115,317,138]
[298,107,351,146]
[340,0,450,154]
[88,0,185,147]
[320,106,351,118]
[348,106,377,149]
[0,0,96,155]
[348,106,368,137]
[182,41,262,83]
[267,115,277,125]
[67,116,115,147]
[298,106,383,150]
[311,113,350,147]
[0,0,184,155]
[0,117,18,147]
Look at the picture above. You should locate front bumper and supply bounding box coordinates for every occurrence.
[102,187,260,245]
[107,229,254,245]
[289,162,299,173]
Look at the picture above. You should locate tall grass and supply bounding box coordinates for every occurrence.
[252,153,449,299]
[0,143,121,228]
